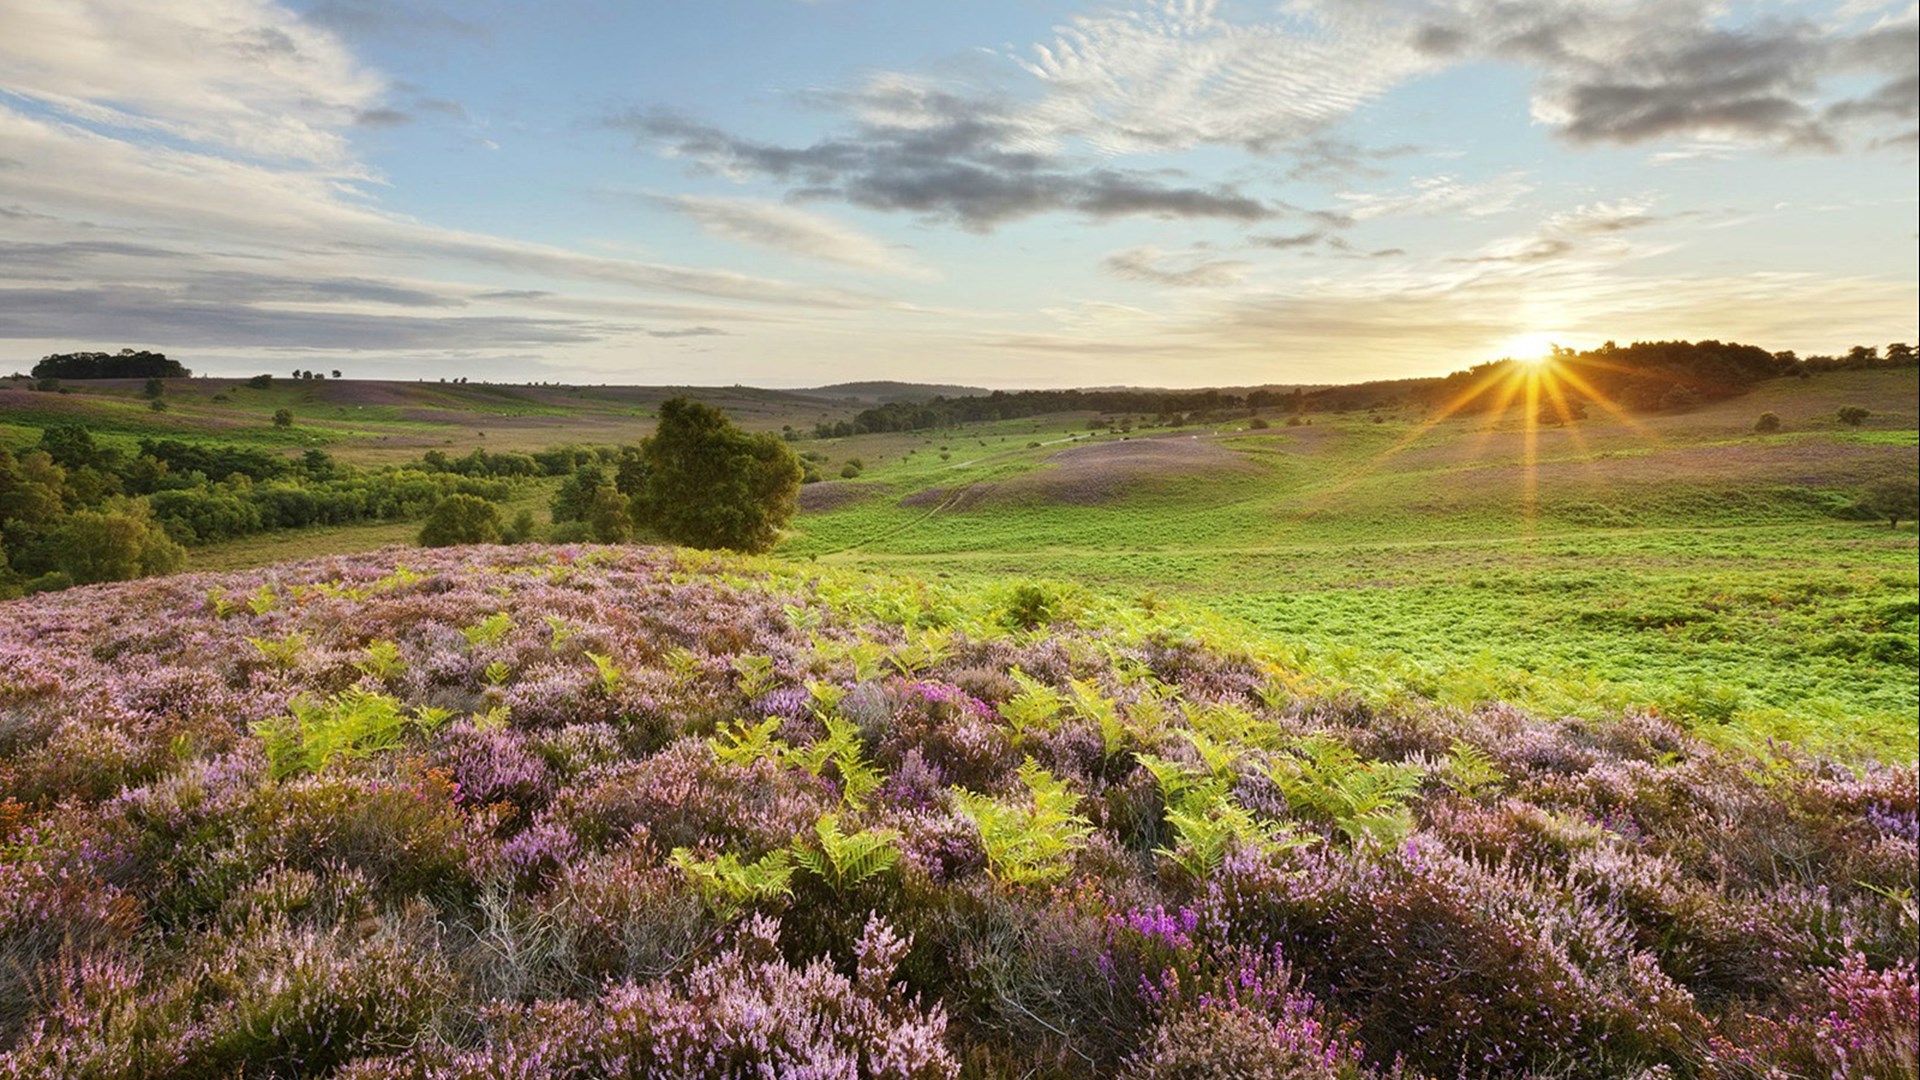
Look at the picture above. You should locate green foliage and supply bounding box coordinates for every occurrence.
[418,493,503,547]
[1441,740,1507,800]
[1860,478,1917,527]
[710,716,789,768]
[253,688,429,779]
[1266,735,1426,851]
[461,612,514,648]
[729,653,777,699]
[622,397,803,553]
[586,651,625,696]
[1000,668,1065,738]
[669,848,795,918]
[1837,405,1871,426]
[786,717,883,809]
[48,504,186,585]
[953,759,1092,886]
[248,631,308,671]
[356,640,406,681]
[1754,411,1782,433]
[272,408,294,429]
[789,812,900,895]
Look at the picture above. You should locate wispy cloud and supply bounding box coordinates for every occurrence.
[654,194,934,277]
[1102,246,1250,288]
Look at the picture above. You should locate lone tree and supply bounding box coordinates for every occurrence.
[1754,412,1781,433]
[272,408,294,429]
[418,494,502,547]
[1862,479,1918,528]
[619,397,802,553]
[1837,406,1871,427]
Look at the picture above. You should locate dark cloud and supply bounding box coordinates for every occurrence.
[355,108,413,128]
[0,286,596,350]
[612,103,1277,231]
[1250,230,1327,250]
[1418,4,1916,151]
[643,326,727,339]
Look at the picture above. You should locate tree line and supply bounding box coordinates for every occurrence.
[30,349,191,380]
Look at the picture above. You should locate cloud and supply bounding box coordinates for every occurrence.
[617,101,1277,231]
[1335,172,1533,221]
[354,108,413,128]
[1102,246,1250,288]
[0,285,599,349]
[1250,230,1327,250]
[0,0,386,165]
[643,326,728,339]
[301,0,481,42]
[1404,0,1918,151]
[655,194,931,276]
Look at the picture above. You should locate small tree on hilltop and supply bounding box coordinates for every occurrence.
[418,493,502,547]
[620,397,802,553]
[1862,479,1918,528]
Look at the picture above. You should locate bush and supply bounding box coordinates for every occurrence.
[418,493,503,547]
[51,505,187,585]
[1861,478,1918,528]
[272,408,294,428]
[1754,411,1781,433]
[1838,405,1871,426]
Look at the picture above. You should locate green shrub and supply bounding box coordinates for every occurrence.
[418,493,503,546]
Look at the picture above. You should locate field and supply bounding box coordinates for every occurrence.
[784,369,1919,758]
[4,368,1915,758]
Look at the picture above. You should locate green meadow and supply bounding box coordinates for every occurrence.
[781,369,1919,758]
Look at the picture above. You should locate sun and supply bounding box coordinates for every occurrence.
[1499,332,1560,363]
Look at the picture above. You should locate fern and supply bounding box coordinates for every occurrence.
[1266,734,1426,851]
[482,660,512,687]
[710,716,788,768]
[472,704,512,732]
[1158,799,1312,882]
[247,632,307,671]
[1067,678,1130,759]
[356,640,405,681]
[790,812,900,895]
[205,588,239,619]
[543,615,575,649]
[805,679,846,717]
[246,585,278,615]
[461,612,514,649]
[670,848,795,918]
[886,628,954,677]
[585,651,625,696]
[411,705,455,734]
[953,759,1091,886]
[1442,741,1506,800]
[254,688,412,779]
[663,646,701,689]
[1000,669,1065,737]
[785,717,883,808]
[730,654,777,699]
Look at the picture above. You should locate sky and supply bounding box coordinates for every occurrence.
[0,0,1914,388]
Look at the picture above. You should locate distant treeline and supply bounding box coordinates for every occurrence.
[1427,339,1917,413]
[0,426,534,596]
[818,380,1426,437]
[30,349,191,379]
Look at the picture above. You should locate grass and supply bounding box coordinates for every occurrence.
[781,369,1919,758]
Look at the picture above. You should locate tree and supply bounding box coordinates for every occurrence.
[247,374,274,389]
[142,377,165,399]
[620,397,802,553]
[272,408,294,428]
[1754,412,1781,433]
[417,494,502,547]
[32,349,189,379]
[1837,406,1871,427]
[331,369,342,379]
[1862,479,1918,528]
[52,505,186,585]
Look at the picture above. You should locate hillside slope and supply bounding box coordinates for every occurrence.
[0,546,1912,1077]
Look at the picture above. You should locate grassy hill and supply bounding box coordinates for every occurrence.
[0,546,1911,1077]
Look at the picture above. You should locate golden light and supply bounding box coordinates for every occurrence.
[1498,332,1560,363]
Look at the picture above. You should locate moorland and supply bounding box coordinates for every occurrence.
[0,346,1914,1079]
